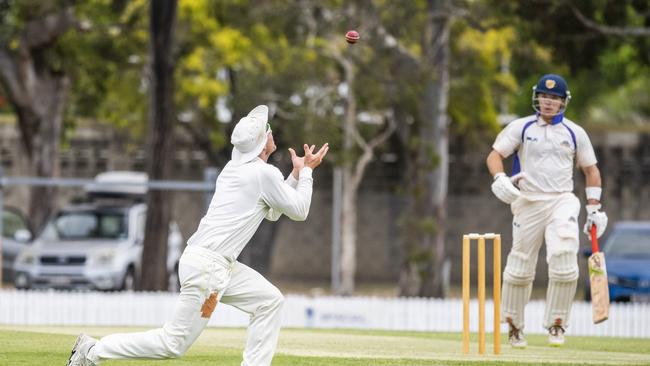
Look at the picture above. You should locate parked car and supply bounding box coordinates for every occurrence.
[2,206,33,283]
[584,221,650,302]
[12,172,183,291]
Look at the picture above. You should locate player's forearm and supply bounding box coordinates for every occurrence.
[269,168,313,221]
[583,165,602,204]
[486,150,505,177]
[285,173,299,189]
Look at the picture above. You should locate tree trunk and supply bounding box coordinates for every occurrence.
[332,41,396,295]
[339,165,358,295]
[399,0,451,298]
[0,6,75,231]
[421,0,451,298]
[140,0,178,291]
[27,75,69,231]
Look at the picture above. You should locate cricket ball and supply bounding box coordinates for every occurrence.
[345,30,360,44]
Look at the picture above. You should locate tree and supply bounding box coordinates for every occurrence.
[355,0,453,297]
[389,0,453,298]
[0,0,76,230]
[140,0,177,291]
[363,0,517,297]
[415,0,452,298]
[327,43,396,295]
[287,1,401,295]
[477,0,649,133]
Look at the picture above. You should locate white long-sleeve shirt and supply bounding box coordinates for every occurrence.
[186,158,313,260]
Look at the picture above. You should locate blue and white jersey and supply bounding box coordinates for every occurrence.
[492,114,597,198]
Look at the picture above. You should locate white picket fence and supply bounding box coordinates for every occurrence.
[1,289,649,338]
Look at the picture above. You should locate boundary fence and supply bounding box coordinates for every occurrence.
[1,290,648,338]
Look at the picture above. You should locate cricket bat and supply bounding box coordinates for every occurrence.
[588,224,610,324]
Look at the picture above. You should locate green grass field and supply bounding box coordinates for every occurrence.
[1,326,650,365]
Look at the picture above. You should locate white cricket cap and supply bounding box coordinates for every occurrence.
[230,105,269,164]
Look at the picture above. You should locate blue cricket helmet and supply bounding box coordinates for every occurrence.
[531,74,571,115]
[533,74,569,98]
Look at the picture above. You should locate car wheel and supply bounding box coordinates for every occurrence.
[13,272,30,289]
[614,295,631,303]
[122,267,136,291]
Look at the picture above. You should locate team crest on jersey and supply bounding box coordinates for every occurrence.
[561,140,572,149]
[545,79,556,89]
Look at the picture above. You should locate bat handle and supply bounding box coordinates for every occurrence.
[591,224,599,253]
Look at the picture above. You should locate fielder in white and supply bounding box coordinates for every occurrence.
[486,74,607,348]
[67,105,329,366]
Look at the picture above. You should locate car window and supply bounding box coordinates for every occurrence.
[2,209,28,238]
[605,229,650,257]
[41,211,128,241]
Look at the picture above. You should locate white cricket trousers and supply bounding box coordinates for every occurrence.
[86,245,285,366]
[502,192,581,329]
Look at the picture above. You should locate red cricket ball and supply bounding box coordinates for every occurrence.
[345,30,360,44]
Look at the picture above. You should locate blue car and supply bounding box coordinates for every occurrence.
[584,221,650,302]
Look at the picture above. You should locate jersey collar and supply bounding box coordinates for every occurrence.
[536,112,564,125]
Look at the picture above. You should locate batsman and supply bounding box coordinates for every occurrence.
[486,74,607,348]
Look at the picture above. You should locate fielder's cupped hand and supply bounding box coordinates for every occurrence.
[288,147,305,172]
[491,172,524,204]
[304,143,329,170]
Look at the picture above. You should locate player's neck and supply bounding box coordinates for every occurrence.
[259,152,270,162]
[540,115,553,124]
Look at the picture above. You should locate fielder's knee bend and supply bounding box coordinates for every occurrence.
[161,336,188,358]
[256,289,284,316]
[548,251,579,282]
[503,251,536,286]
[268,290,285,309]
[159,326,193,358]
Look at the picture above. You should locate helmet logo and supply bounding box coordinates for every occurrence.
[545,79,556,89]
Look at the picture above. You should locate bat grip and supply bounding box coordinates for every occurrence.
[591,224,599,253]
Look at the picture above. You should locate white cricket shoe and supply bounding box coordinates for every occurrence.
[548,322,565,347]
[506,318,527,349]
[67,333,97,366]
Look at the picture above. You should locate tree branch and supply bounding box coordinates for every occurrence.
[367,113,397,151]
[351,114,396,191]
[23,6,77,48]
[0,47,21,103]
[571,5,650,37]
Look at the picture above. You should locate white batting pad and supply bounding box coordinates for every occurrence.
[501,281,533,330]
[503,250,537,285]
[548,251,579,282]
[544,251,579,328]
[501,250,538,329]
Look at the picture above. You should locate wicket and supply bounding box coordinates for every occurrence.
[462,233,501,355]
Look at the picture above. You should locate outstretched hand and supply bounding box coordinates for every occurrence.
[288,147,305,179]
[304,143,329,170]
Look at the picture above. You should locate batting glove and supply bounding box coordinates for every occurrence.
[583,204,608,239]
[490,172,524,204]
